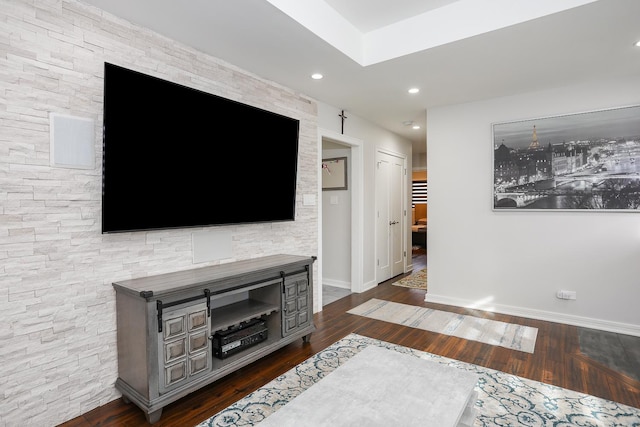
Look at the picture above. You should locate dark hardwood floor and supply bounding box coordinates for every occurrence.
[60,249,640,426]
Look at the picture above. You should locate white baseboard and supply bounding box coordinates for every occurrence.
[425,293,640,337]
[361,279,378,293]
[323,278,351,289]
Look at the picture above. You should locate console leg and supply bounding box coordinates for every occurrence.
[302,333,311,343]
[146,409,163,424]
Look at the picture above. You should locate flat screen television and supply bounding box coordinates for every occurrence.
[101,62,300,233]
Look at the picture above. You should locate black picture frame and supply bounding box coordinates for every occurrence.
[322,157,347,191]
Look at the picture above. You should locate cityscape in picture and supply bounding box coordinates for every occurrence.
[493,105,640,211]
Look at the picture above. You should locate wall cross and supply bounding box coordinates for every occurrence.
[338,110,347,134]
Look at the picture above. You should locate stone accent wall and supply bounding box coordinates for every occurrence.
[0,1,318,425]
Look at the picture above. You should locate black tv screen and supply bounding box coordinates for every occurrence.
[101,63,299,233]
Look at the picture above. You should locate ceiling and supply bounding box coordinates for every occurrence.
[78,0,640,156]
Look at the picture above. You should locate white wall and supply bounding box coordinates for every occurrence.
[317,102,413,288]
[0,1,318,425]
[413,151,427,170]
[426,75,640,335]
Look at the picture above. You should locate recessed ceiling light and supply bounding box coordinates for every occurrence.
[408,88,419,94]
[635,40,640,47]
[412,125,421,130]
[311,73,323,80]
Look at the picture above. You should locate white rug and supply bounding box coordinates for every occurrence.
[347,298,538,353]
[256,346,479,426]
[195,333,640,426]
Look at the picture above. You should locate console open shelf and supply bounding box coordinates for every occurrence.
[211,299,279,333]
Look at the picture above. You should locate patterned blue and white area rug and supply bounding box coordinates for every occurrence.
[348,298,538,353]
[196,333,640,426]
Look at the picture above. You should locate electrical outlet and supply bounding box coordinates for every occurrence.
[556,290,577,300]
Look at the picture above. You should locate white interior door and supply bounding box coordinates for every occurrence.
[376,151,405,283]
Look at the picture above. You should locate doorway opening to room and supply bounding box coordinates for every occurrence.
[410,169,427,281]
[411,171,427,251]
[319,129,363,308]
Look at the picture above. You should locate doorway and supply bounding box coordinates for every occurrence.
[318,129,363,309]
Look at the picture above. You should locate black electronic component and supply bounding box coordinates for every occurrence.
[212,319,268,359]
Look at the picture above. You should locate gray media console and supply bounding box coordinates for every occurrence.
[112,254,316,423]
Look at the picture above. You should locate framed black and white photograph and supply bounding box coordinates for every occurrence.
[493,105,640,211]
[322,157,347,190]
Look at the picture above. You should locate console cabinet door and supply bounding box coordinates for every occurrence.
[158,302,211,394]
[281,272,311,337]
